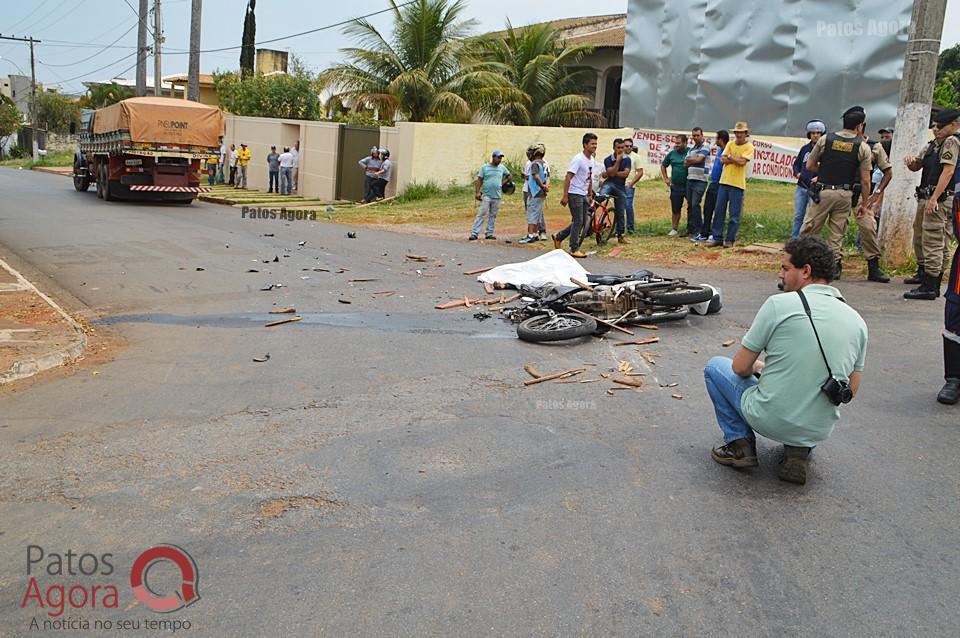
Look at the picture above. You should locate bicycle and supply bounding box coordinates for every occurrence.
[579,194,617,247]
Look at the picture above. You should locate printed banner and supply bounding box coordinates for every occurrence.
[629,128,801,184]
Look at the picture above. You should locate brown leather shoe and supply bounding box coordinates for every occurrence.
[711,438,758,468]
[617,236,630,244]
[570,250,587,258]
[778,445,811,484]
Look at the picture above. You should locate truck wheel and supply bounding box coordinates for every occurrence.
[102,165,114,201]
[73,159,90,192]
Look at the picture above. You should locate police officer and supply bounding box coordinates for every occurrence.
[803,106,882,281]
[936,109,960,404]
[903,109,960,300]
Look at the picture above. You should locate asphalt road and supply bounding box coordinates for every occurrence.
[1,168,957,637]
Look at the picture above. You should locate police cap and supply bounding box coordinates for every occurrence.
[932,109,960,126]
[842,105,865,118]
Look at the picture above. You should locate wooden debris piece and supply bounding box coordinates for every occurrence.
[570,277,594,291]
[523,368,587,386]
[722,338,737,347]
[640,351,659,366]
[523,365,542,379]
[614,337,660,346]
[608,246,623,257]
[463,266,494,275]
[372,290,396,296]
[579,379,601,383]
[671,394,684,400]
[483,283,494,294]
[435,299,468,310]
[269,307,296,314]
[348,278,380,283]
[636,324,659,331]
[264,316,302,327]
[613,377,644,388]
[406,254,430,262]
[617,360,634,374]
[566,306,634,335]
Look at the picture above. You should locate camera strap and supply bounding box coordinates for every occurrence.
[796,290,834,378]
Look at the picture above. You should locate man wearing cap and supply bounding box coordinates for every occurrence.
[902,109,960,300]
[266,145,280,194]
[878,128,894,142]
[236,143,251,189]
[802,106,882,282]
[708,122,754,248]
[791,120,825,238]
[470,150,511,241]
[939,110,960,404]
[358,147,382,204]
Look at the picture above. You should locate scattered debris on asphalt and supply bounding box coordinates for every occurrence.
[406,254,430,262]
[252,354,271,362]
[722,338,737,347]
[269,307,296,314]
[671,394,684,400]
[524,368,587,386]
[483,283,494,294]
[260,284,275,291]
[473,310,491,321]
[346,232,357,238]
[613,377,644,388]
[298,241,307,246]
[273,256,280,263]
[348,278,379,283]
[570,278,594,291]
[660,382,679,388]
[264,316,301,327]
[523,365,542,379]
[566,306,634,335]
[337,299,351,304]
[615,337,660,346]
[372,290,396,296]
[463,266,494,275]
[618,360,634,374]
[640,351,660,366]
[263,233,275,237]
[247,269,259,273]
[195,267,205,271]
[637,324,659,331]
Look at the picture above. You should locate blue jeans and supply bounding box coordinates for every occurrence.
[701,181,719,237]
[625,186,636,232]
[711,184,745,243]
[704,356,758,443]
[471,196,501,237]
[599,181,627,236]
[792,185,811,238]
[685,179,707,234]
[280,167,292,194]
[268,170,279,193]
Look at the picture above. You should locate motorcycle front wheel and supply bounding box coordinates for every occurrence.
[517,313,597,342]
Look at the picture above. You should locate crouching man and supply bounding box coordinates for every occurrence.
[703,237,868,484]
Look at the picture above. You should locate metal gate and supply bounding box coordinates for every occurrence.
[336,125,380,201]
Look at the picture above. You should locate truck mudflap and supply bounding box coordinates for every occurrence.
[128,185,211,193]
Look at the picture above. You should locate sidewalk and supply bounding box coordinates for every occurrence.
[0,258,86,384]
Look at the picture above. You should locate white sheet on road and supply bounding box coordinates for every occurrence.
[478,249,590,288]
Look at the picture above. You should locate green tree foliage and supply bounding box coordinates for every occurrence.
[214,70,321,120]
[34,91,79,133]
[937,44,960,82]
[320,0,512,123]
[933,70,960,109]
[79,82,134,109]
[470,22,603,127]
[0,95,23,159]
[240,0,256,77]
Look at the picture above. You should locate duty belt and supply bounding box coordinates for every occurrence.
[916,185,956,202]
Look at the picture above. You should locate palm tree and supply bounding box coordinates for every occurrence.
[78,82,134,109]
[470,21,604,127]
[321,0,512,123]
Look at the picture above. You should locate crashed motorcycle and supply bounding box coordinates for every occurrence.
[510,270,718,343]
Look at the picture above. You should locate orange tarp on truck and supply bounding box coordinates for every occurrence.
[92,96,224,147]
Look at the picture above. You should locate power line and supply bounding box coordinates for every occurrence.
[18,0,74,37]
[39,21,139,67]
[120,0,154,37]
[33,1,87,38]
[53,50,138,84]
[5,0,54,34]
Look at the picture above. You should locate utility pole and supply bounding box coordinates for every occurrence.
[153,0,162,96]
[0,35,41,160]
[880,0,948,267]
[187,0,202,102]
[136,0,148,96]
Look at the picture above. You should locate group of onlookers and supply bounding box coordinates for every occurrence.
[358,146,393,204]
[205,139,297,193]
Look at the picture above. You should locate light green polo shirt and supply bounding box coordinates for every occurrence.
[740,284,868,447]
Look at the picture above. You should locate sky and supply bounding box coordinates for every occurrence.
[0,0,958,95]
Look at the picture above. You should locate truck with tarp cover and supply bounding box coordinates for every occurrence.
[72,97,225,203]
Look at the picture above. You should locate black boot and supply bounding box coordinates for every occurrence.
[904,272,940,300]
[938,337,960,405]
[904,265,925,285]
[834,260,843,281]
[867,257,890,283]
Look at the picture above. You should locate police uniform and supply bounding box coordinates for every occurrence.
[905,111,960,300]
[937,108,960,404]
[802,120,874,275]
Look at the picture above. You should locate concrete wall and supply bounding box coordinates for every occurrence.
[223,115,340,200]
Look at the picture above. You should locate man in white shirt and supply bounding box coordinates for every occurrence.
[553,132,598,258]
[278,147,294,195]
[290,140,300,193]
[228,143,238,186]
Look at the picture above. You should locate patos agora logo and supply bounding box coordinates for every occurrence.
[21,543,200,617]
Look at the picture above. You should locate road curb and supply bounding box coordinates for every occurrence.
[0,257,87,384]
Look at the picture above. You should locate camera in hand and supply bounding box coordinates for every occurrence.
[821,376,853,406]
